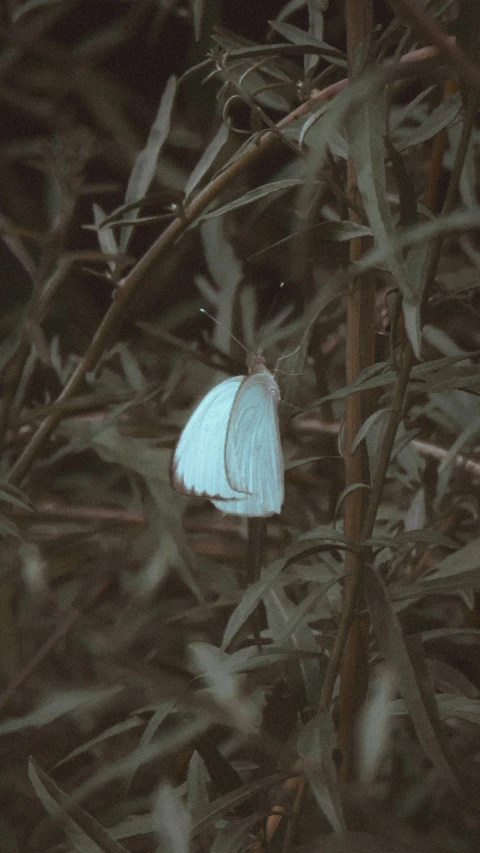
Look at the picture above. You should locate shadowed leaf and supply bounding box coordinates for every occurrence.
[28,758,129,853]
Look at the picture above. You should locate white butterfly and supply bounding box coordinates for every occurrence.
[171,356,284,516]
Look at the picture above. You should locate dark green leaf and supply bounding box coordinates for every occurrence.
[364,565,461,786]
[297,713,347,834]
[192,773,292,836]
[28,758,129,853]
[120,76,176,250]
[200,179,305,220]
[268,20,347,66]
[184,122,230,201]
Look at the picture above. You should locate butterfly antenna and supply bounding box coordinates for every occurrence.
[276,343,310,376]
[200,308,247,353]
[276,341,302,366]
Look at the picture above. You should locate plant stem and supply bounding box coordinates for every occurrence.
[246,517,266,650]
[319,63,476,721]
[319,340,414,716]
[335,0,374,782]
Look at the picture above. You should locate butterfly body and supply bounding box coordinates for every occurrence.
[172,357,284,517]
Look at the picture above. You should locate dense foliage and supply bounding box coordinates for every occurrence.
[1,1,480,851]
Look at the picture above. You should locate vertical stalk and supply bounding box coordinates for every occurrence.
[423,80,457,213]
[246,517,266,649]
[337,0,375,781]
[323,40,476,780]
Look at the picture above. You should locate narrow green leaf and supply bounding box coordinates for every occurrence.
[28,758,129,853]
[264,586,320,704]
[350,408,389,455]
[268,19,347,66]
[392,537,480,600]
[187,751,209,820]
[54,717,143,770]
[200,179,304,220]
[307,220,373,241]
[0,515,21,539]
[402,299,422,359]
[221,554,288,649]
[0,482,34,512]
[120,75,176,250]
[0,211,37,280]
[347,86,414,305]
[297,713,347,835]
[421,628,480,642]
[308,351,479,406]
[359,207,480,270]
[192,772,291,836]
[334,483,371,519]
[395,93,461,152]
[74,717,208,803]
[284,455,340,471]
[280,273,347,408]
[357,669,395,785]
[364,565,461,786]
[0,687,121,736]
[222,540,348,649]
[385,136,417,227]
[390,85,437,133]
[192,0,206,40]
[153,783,191,853]
[298,525,353,546]
[223,645,329,673]
[93,203,118,271]
[368,528,457,552]
[250,220,373,261]
[190,642,257,730]
[184,122,230,201]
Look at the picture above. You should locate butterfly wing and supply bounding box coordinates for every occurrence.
[172,376,244,499]
[213,371,284,516]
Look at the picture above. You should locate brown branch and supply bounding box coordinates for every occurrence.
[331,0,374,782]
